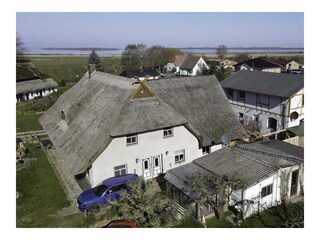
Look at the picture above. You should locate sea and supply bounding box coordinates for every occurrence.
[27,48,304,55]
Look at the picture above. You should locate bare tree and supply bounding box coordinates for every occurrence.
[216,45,228,60]
[106,177,179,227]
[189,173,245,219]
[16,33,27,55]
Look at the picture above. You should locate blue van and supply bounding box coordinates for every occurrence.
[77,174,139,213]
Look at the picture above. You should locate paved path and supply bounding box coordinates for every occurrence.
[42,146,83,216]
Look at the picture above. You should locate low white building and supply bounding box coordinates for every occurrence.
[16,61,58,102]
[165,140,304,219]
[234,58,282,73]
[221,70,304,134]
[40,65,246,187]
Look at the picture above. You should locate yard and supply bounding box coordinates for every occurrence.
[16,143,84,227]
[27,55,122,84]
[16,112,43,133]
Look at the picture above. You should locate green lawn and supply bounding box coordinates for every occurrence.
[16,143,84,227]
[27,55,122,84]
[16,113,43,133]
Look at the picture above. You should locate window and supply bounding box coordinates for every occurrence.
[261,184,273,198]
[238,112,244,124]
[114,164,127,176]
[238,91,246,100]
[202,146,210,155]
[175,149,185,163]
[267,117,277,131]
[163,127,173,138]
[226,89,233,98]
[252,114,259,123]
[61,111,66,120]
[126,134,138,145]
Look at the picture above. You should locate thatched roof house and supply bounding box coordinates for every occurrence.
[40,69,246,175]
[16,61,58,101]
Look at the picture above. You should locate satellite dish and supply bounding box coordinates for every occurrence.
[221,133,232,145]
[290,111,299,120]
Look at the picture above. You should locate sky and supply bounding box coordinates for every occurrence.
[16,12,304,49]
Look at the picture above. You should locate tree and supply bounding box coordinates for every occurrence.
[232,53,251,63]
[212,66,233,81]
[88,50,104,72]
[16,33,28,57]
[121,44,147,70]
[106,177,178,227]
[188,173,244,219]
[216,45,228,59]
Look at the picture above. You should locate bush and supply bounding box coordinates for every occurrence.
[59,79,66,87]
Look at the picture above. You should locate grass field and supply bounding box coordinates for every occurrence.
[27,55,122,84]
[16,113,43,133]
[16,143,84,227]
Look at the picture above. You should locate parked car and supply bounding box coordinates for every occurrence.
[103,220,138,228]
[77,174,139,213]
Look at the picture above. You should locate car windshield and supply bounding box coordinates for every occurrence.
[94,184,108,197]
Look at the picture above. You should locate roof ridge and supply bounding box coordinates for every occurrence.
[236,144,303,164]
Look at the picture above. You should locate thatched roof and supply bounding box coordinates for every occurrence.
[16,78,58,94]
[40,72,246,175]
[147,75,246,146]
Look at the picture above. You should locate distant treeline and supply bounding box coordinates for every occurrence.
[177,47,304,50]
[42,47,120,51]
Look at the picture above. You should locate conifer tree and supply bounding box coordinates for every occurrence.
[88,49,104,72]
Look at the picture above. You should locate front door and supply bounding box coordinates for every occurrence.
[290,169,299,197]
[152,155,161,177]
[142,155,162,180]
[142,158,152,179]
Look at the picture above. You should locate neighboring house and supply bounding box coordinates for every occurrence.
[178,56,209,76]
[163,54,188,73]
[221,71,304,134]
[16,62,58,102]
[121,68,161,80]
[165,140,304,219]
[204,58,237,70]
[233,58,282,73]
[273,59,300,71]
[39,65,246,187]
[163,55,209,76]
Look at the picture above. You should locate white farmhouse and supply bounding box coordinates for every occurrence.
[221,71,304,134]
[40,65,246,187]
[178,56,209,76]
[233,57,282,73]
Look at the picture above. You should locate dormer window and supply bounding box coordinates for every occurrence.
[126,134,138,146]
[61,111,66,120]
[163,127,173,138]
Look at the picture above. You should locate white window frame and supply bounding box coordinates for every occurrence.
[114,164,127,176]
[202,146,211,155]
[126,134,138,145]
[163,127,174,138]
[174,149,185,164]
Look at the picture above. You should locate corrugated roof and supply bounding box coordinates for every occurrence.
[221,70,304,98]
[259,140,304,160]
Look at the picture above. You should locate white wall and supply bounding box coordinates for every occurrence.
[262,67,281,73]
[230,164,302,219]
[16,87,57,102]
[88,125,201,186]
[287,89,304,128]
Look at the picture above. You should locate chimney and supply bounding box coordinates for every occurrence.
[88,64,96,78]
